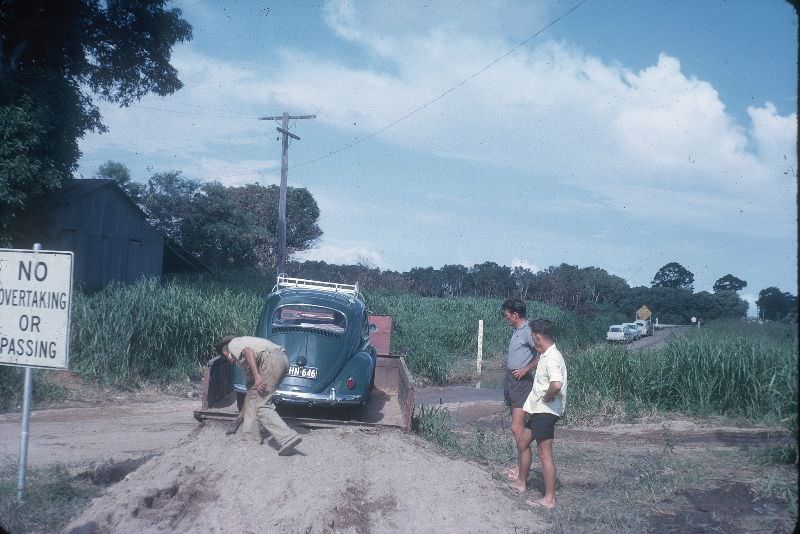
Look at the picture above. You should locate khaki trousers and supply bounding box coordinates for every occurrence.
[241,350,298,448]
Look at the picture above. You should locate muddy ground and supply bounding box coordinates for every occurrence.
[1,370,796,533]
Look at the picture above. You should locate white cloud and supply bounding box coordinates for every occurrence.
[249,15,795,237]
[293,241,384,267]
[77,0,796,252]
[511,258,540,272]
[748,102,798,170]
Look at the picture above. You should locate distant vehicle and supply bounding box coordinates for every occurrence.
[607,325,630,343]
[622,323,641,341]
[634,319,652,337]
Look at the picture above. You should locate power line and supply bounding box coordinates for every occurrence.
[80,133,273,171]
[141,98,259,117]
[129,104,258,120]
[291,0,590,169]
[88,0,589,182]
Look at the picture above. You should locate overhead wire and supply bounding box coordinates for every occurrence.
[290,0,590,169]
[128,103,258,120]
[90,0,589,182]
[140,98,259,117]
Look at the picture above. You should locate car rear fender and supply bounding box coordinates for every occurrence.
[328,351,375,398]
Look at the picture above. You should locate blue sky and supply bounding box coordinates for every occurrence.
[76,0,798,313]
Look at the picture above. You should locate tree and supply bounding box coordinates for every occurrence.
[440,264,468,297]
[690,290,748,320]
[228,184,322,269]
[94,160,143,203]
[713,274,747,293]
[651,262,694,290]
[756,287,797,321]
[512,266,536,300]
[407,267,441,297]
[618,286,694,324]
[131,172,322,269]
[1,0,192,239]
[142,171,202,241]
[467,262,515,298]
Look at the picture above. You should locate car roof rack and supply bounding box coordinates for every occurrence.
[274,275,361,297]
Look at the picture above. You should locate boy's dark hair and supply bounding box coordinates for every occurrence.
[501,299,526,317]
[529,319,555,340]
[215,336,235,355]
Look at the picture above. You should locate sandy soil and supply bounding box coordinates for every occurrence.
[64,422,547,534]
[0,398,198,470]
[4,369,794,533]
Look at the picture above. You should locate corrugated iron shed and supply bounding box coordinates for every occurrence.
[12,179,209,289]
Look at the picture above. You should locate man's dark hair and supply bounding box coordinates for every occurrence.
[501,299,526,317]
[216,336,235,355]
[529,319,555,340]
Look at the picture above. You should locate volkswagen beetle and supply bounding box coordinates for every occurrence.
[236,276,378,407]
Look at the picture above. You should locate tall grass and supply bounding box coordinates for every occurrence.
[0,366,67,410]
[70,278,262,383]
[62,277,618,386]
[568,320,798,424]
[366,292,624,383]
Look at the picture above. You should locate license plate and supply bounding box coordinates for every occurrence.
[288,365,318,379]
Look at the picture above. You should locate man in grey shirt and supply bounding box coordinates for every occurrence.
[501,298,538,492]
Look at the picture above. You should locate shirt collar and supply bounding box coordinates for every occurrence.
[540,343,557,358]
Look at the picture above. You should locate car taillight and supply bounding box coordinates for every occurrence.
[346,377,355,389]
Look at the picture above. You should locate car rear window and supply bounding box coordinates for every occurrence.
[272,305,347,334]
[609,327,622,332]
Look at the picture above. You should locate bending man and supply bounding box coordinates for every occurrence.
[216,336,302,456]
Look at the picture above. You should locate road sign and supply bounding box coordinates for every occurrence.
[0,248,73,369]
[636,305,651,320]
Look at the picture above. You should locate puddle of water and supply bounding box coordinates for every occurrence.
[473,370,504,390]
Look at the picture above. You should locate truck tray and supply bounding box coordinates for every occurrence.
[194,354,414,431]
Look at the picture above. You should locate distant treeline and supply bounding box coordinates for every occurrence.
[286,260,751,324]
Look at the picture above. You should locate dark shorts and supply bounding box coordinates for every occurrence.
[503,370,533,409]
[527,413,560,440]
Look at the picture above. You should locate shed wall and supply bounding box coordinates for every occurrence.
[46,186,164,289]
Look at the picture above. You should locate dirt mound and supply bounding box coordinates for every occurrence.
[65,422,547,533]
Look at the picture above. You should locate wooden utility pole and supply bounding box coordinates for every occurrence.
[258,112,315,277]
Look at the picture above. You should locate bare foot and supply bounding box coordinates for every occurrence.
[505,467,518,481]
[526,498,555,509]
[510,480,527,492]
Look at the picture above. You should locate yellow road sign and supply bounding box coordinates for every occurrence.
[636,305,651,320]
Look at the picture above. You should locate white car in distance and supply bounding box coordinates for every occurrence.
[622,323,641,341]
[607,325,629,343]
[634,319,650,337]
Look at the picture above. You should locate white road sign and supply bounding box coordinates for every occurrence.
[0,249,73,369]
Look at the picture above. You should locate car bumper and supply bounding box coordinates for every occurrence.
[273,389,366,407]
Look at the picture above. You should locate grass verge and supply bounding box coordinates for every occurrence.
[0,464,102,533]
[567,319,798,425]
[0,457,153,533]
[0,367,67,410]
[413,406,797,532]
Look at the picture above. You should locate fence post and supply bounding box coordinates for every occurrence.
[476,319,484,388]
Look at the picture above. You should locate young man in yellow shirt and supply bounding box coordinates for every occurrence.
[522,319,567,508]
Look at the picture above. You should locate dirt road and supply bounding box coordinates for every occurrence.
[4,393,795,533]
[4,394,548,533]
[626,325,692,350]
[3,369,794,533]
[0,398,198,470]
